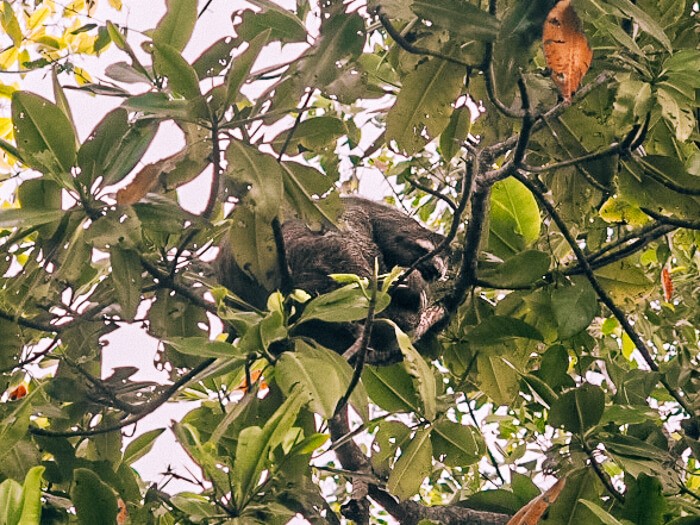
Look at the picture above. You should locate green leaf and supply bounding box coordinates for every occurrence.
[656,86,695,142]
[123,428,165,465]
[363,364,421,414]
[431,421,485,467]
[549,384,605,434]
[488,177,541,258]
[17,466,45,525]
[1,1,22,47]
[622,474,667,525]
[12,91,77,175]
[540,469,601,525]
[296,284,390,324]
[236,3,307,43]
[170,492,219,521]
[579,500,625,525]
[604,0,673,52]
[440,107,472,161]
[192,37,236,79]
[387,428,432,500]
[594,257,655,303]
[476,355,521,405]
[466,316,544,345]
[0,208,67,229]
[78,109,159,187]
[0,478,22,525]
[120,92,192,120]
[153,42,201,99]
[480,250,551,288]
[280,162,342,228]
[225,140,283,217]
[164,336,241,358]
[411,0,499,42]
[110,246,143,321]
[51,67,78,147]
[271,116,347,154]
[152,0,196,51]
[232,387,309,507]
[391,323,437,420]
[611,80,652,131]
[276,341,369,420]
[387,58,465,155]
[551,278,598,339]
[224,29,271,112]
[70,469,119,525]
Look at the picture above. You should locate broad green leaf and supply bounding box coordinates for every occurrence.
[192,37,236,79]
[0,208,67,229]
[296,284,390,324]
[123,428,166,465]
[371,420,411,476]
[387,428,432,500]
[152,0,196,51]
[605,0,673,52]
[78,109,159,187]
[17,466,45,525]
[491,0,553,105]
[440,106,472,161]
[51,67,78,147]
[488,177,541,258]
[549,384,605,434]
[120,92,192,120]
[594,257,655,303]
[551,278,598,339]
[236,4,307,43]
[540,469,601,525]
[153,42,201,99]
[0,478,22,525]
[622,474,668,525]
[579,500,625,525]
[611,80,652,131]
[280,162,342,228]
[387,58,465,155]
[271,116,347,154]
[170,493,219,521]
[480,250,551,288]
[232,387,308,507]
[224,29,271,112]
[656,86,695,142]
[411,0,499,42]
[12,91,77,175]
[110,246,142,321]
[225,140,283,218]
[363,363,421,416]
[276,341,369,420]
[298,12,364,87]
[390,324,436,420]
[164,337,241,358]
[466,316,544,345]
[431,421,485,467]
[476,355,521,405]
[1,2,22,47]
[70,469,119,525]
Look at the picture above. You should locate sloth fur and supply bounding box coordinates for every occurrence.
[217,197,446,364]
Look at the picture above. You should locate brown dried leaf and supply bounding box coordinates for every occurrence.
[507,477,566,525]
[543,0,592,101]
[116,163,162,206]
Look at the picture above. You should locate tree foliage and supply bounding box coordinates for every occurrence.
[0,0,699,523]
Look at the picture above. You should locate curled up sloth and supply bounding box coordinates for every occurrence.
[217,197,447,365]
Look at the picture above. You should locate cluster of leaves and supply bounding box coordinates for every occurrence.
[0,0,698,524]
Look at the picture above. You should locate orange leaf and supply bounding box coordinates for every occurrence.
[117,498,128,525]
[543,0,592,101]
[507,477,566,525]
[8,384,27,400]
[235,369,267,393]
[116,163,161,206]
[661,267,673,302]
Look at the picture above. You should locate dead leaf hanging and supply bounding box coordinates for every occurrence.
[507,477,567,525]
[543,0,593,101]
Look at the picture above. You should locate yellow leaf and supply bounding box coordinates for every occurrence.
[108,0,123,9]
[27,6,51,31]
[73,67,92,85]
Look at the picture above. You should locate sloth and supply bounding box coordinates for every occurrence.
[217,197,446,364]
